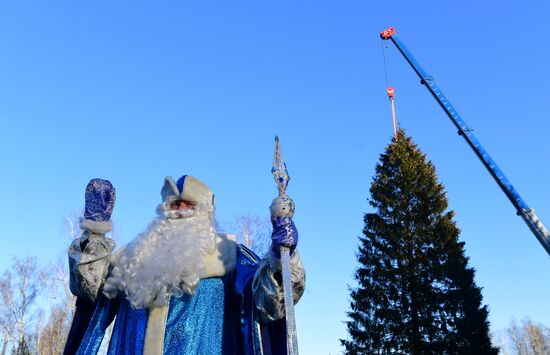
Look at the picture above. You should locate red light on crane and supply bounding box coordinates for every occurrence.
[387,87,395,99]
[380,27,396,40]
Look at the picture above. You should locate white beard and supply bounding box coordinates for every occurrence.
[103,208,217,309]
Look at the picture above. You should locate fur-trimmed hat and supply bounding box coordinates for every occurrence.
[161,175,215,208]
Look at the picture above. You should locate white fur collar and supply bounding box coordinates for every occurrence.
[80,218,113,234]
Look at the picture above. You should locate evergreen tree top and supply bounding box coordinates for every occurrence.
[342,129,498,355]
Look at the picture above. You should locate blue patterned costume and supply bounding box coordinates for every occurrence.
[69,245,287,355]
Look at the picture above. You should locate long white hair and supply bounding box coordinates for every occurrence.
[103,204,216,309]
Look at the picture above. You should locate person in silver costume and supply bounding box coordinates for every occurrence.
[64,175,305,355]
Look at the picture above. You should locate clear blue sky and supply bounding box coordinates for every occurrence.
[1,1,549,354]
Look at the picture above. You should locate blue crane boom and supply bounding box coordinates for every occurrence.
[380,27,550,256]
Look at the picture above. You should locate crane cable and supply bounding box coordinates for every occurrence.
[381,39,398,140]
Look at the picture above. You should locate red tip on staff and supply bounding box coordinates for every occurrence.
[387,87,395,99]
[380,27,396,40]
[386,87,398,140]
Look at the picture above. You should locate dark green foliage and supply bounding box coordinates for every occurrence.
[342,130,498,354]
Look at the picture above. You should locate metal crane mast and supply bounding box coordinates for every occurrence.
[380,27,550,256]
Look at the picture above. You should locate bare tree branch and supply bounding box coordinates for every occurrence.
[231,214,271,257]
[494,318,550,355]
[0,256,42,354]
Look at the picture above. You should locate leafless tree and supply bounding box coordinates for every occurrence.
[0,286,12,355]
[63,210,82,241]
[33,212,83,354]
[35,256,76,355]
[232,214,271,257]
[491,329,510,355]
[0,256,41,354]
[39,257,74,308]
[508,319,531,354]
[524,319,550,354]
[494,318,550,355]
[36,304,72,355]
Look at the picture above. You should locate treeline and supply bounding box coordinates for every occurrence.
[2,255,546,355]
[0,256,73,355]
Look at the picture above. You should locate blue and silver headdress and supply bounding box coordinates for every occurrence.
[161,175,215,208]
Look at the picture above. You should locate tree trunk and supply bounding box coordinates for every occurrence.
[1,333,8,355]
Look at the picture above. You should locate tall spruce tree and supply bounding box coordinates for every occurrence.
[342,130,498,354]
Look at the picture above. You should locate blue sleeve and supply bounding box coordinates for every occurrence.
[74,295,119,355]
[231,245,288,355]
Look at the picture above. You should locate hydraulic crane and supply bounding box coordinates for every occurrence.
[380,27,550,257]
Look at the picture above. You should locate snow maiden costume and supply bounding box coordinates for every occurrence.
[64,176,305,355]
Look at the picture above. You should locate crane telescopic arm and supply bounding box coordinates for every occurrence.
[380,27,550,256]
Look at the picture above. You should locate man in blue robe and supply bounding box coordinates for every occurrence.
[63,176,305,354]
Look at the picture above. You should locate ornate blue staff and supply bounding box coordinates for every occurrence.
[270,136,299,354]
